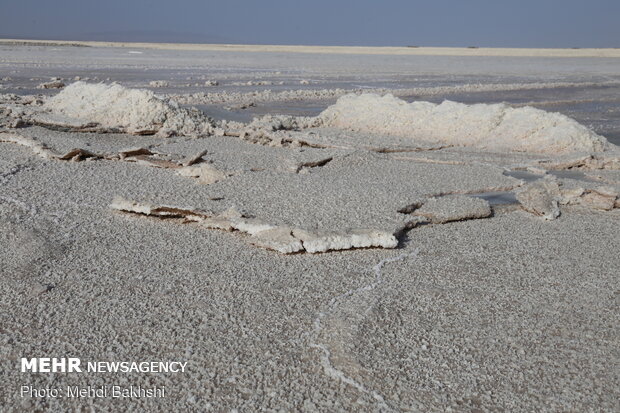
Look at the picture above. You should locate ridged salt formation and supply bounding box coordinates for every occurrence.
[319,93,610,154]
[42,82,215,137]
[110,198,399,254]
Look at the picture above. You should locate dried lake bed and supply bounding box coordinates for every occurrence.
[0,42,619,411]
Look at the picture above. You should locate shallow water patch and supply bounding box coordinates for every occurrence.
[471,191,518,206]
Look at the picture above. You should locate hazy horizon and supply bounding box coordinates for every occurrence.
[1,0,619,48]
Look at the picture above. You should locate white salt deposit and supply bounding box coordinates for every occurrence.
[516,178,562,220]
[318,94,610,154]
[250,227,305,254]
[110,198,400,254]
[175,163,229,184]
[148,80,169,88]
[43,82,215,137]
[412,195,492,223]
[293,229,399,253]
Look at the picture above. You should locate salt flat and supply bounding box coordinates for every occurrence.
[0,43,619,411]
[3,39,620,57]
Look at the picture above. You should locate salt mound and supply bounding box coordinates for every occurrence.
[319,94,610,154]
[43,82,215,137]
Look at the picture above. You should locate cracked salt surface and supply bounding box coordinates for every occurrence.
[310,250,419,411]
[2,45,620,411]
[2,81,619,252]
[3,111,527,254]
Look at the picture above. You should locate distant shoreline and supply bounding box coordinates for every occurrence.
[1,38,619,58]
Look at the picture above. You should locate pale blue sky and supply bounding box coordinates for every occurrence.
[1,0,618,47]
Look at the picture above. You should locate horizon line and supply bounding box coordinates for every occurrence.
[2,38,620,58]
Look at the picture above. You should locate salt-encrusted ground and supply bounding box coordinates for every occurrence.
[0,43,619,412]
